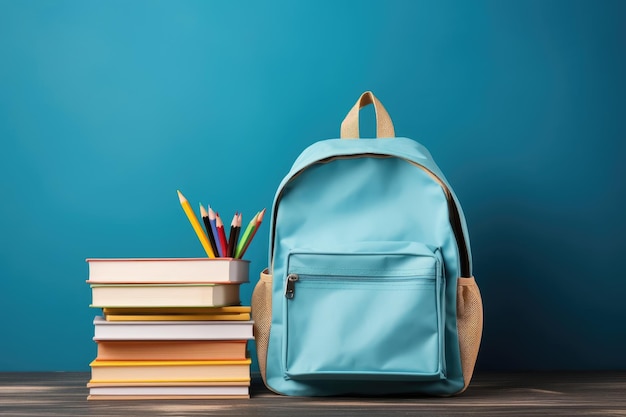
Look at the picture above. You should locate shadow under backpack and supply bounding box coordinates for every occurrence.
[252,91,483,396]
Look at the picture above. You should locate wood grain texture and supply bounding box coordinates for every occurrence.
[0,372,624,416]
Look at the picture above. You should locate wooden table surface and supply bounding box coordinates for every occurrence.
[0,372,625,416]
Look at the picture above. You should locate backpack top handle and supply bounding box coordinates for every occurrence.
[340,91,396,139]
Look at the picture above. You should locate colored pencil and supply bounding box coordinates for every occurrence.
[199,204,219,258]
[215,213,228,258]
[237,208,266,259]
[226,213,239,258]
[176,190,215,258]
[208,206,221,257]
[234,213,242,256]
[234,213,258,259]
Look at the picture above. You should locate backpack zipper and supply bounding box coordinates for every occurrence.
[285,272,436,299]
[405,160,471,279]
[271,154,471,278]
[285,274,299,299]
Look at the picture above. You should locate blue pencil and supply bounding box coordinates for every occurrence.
[208,206,223,257]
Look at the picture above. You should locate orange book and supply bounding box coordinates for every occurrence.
[96,340,248,361]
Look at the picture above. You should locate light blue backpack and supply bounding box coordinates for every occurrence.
[252,91,483,396]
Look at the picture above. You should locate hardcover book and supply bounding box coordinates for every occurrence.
[92,316,254,340]
[90,283,241,308]
[102,306,251,315]
[87,383,250,400]
[89,359,252,382]
[86,258,249,284]
[95,340,248,361]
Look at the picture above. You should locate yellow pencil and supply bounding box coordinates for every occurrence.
[176,190,215,258]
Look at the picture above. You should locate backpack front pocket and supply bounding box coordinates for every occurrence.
[282,242,446,381]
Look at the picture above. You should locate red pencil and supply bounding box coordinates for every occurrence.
[238,208,266,259]
[215,213,229,258]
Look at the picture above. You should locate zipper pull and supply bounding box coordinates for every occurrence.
[285,273,299,299]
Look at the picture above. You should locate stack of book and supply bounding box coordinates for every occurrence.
[85,257,254,400]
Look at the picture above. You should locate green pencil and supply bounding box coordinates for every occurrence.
[236,208,266,259]
[234,212,259,259]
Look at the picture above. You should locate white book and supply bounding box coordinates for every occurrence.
[90,283,240,308]
[88,385,249,397]
[92,316,254,340]
[88,383,250,399]
[86,258,249,284]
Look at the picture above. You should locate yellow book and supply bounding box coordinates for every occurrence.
[89,359,251,383]
[102,306,251,315]
[104,313,251,321]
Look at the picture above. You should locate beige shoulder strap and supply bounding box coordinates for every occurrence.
[340,91,395,139]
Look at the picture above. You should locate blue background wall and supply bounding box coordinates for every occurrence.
[1,0,624,372]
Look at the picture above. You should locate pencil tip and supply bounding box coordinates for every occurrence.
[177,190,185,202]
